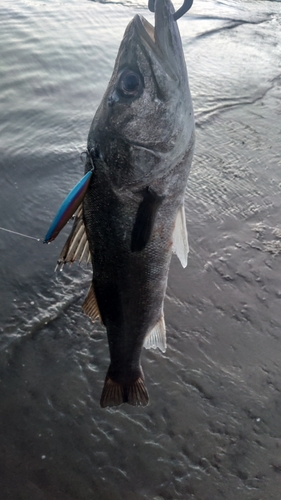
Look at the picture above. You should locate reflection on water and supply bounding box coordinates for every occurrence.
[1,0,281,498]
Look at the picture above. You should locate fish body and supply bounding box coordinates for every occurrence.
[59,0,195,407]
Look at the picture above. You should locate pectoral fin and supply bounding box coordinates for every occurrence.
[131,187,164,252]
[172,204,189,268]
[56,204,91,269]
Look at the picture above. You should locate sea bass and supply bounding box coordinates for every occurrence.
[58,0,195,407]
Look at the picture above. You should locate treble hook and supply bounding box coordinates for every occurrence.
[148,0,193,21]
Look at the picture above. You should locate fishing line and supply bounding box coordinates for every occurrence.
[0,226,41,242]
[0,152,94,245]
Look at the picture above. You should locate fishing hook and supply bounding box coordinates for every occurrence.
[148,0,193,21]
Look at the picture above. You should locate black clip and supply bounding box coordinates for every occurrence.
[148,0,193,21]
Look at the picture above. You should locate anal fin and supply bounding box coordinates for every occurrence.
[172,204,189,268]
[82,284,102,324]
[100,376,149,408]
[144,316,166,353]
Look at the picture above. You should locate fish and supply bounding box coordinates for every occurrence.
[57,0,195,407]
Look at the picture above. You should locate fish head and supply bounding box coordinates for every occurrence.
[88,0,194,180]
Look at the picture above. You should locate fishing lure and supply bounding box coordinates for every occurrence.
[43,170,93,243]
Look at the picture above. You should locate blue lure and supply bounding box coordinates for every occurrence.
[43,170,93,243]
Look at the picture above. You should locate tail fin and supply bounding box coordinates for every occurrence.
[100,375,149,408]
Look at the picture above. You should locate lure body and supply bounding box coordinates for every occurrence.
[44,170,93,243]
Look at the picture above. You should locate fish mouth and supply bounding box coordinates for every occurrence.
[133,0,185,77]
[136,15,155,45]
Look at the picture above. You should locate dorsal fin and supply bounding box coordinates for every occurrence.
[131,187,164,252]
[82,284,102,324]
[143,316,166,353]
[172,204,189,268]
[56,204,91,269]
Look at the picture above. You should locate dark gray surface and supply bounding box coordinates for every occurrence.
[1,0,281,498]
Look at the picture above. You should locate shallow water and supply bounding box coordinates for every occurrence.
[1,0,281,498]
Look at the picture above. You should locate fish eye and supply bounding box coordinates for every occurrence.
[117,70,143,98]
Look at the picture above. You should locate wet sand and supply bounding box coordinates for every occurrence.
[0,0,281,498]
